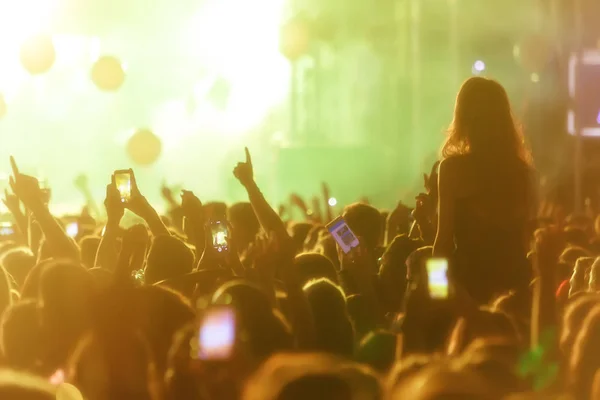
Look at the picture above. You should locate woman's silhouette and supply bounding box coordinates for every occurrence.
[433,77,536,304]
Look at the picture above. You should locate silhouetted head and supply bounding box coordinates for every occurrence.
[458,338,528,396]
[303,278,354,357]
[203,202,228,221]
[145,235,194,285]
[38,261,95,369]
[447,308,522,355]
[134,286,195,374]
[78,236,101,269]
[294,253,338,287]
[346,294,377,341]
[379,235,422,313]
[212,280,293,363]
[560,294,600,356]
[560,246,591,267]
[588,258,600,292]
[443,77,530,164]
[387,361,494,399]
[0,300,41,370]
[288,222,314,254]
[0,267,12,319]
[342,203,383,250]
[569,305,600,400]
[68,331,160,400]
[1,247,35,289]
[228,202,260,252]
[313,235,339,271]
[564,226,589,249]
[243,353,380,400]
[570,257,595,296]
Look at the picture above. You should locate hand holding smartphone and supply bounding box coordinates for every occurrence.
[113,170,133,203]
[210,220,229,253]
[426,258,449,299]
[327,216,359,254]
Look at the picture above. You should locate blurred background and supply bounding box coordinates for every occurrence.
[0,0,597,213]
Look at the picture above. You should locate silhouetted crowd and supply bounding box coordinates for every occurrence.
[0,77,599,400]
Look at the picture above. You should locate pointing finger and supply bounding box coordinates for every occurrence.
[244,147,252,165]
[9,156,19,177]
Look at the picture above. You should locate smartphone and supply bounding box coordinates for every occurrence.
[326,216,359,254]
[210,220,229,253]
[65,222,79,238]
[0,222,14,236]
[114,170,132,203]
[426,258,449,299]
[195,307,236,360]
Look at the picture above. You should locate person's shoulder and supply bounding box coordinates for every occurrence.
[439,155,467,172]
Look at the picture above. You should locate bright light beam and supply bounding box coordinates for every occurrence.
[0,0,60,101]
[183,0,290,136]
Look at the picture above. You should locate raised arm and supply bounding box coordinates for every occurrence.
[233,148,289,241]
[321,182,334,223]
[180,190,206,264]
[10,156,79,261]
[3,189,27,245]
[95,176,124,271]
[74,174,102,219]
[125,169,170,237]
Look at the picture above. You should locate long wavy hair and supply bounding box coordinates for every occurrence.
[442,77,532,164]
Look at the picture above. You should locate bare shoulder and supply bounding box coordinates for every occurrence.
[439,155,468,175]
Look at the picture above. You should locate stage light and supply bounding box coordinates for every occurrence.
[182,0,289,137]
[91,56,126,91]
[20,34,55,75]
[472,60,485,75]
[328,197,337,207]
[127,129,162,166]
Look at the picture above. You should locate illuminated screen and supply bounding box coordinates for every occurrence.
[568,51,600,137]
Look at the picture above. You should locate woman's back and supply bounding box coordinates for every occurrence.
[447,154,533,303]
[433,77,535,304]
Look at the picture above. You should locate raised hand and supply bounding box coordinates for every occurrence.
[9,156,45,212]
[181,190,205,250]
[74,174,89,192]
[3,188,20,215]
[386,201,412,242]
[104,175,124,224]
[123,169,151,218]
[337,240,377,280]
[233,147,254,187]
[111,169,169,237]
[161,180,177,206]
[321,182,331,203]
[181,190,203,221]
[412,193,434,223]
[289,193,308,213]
